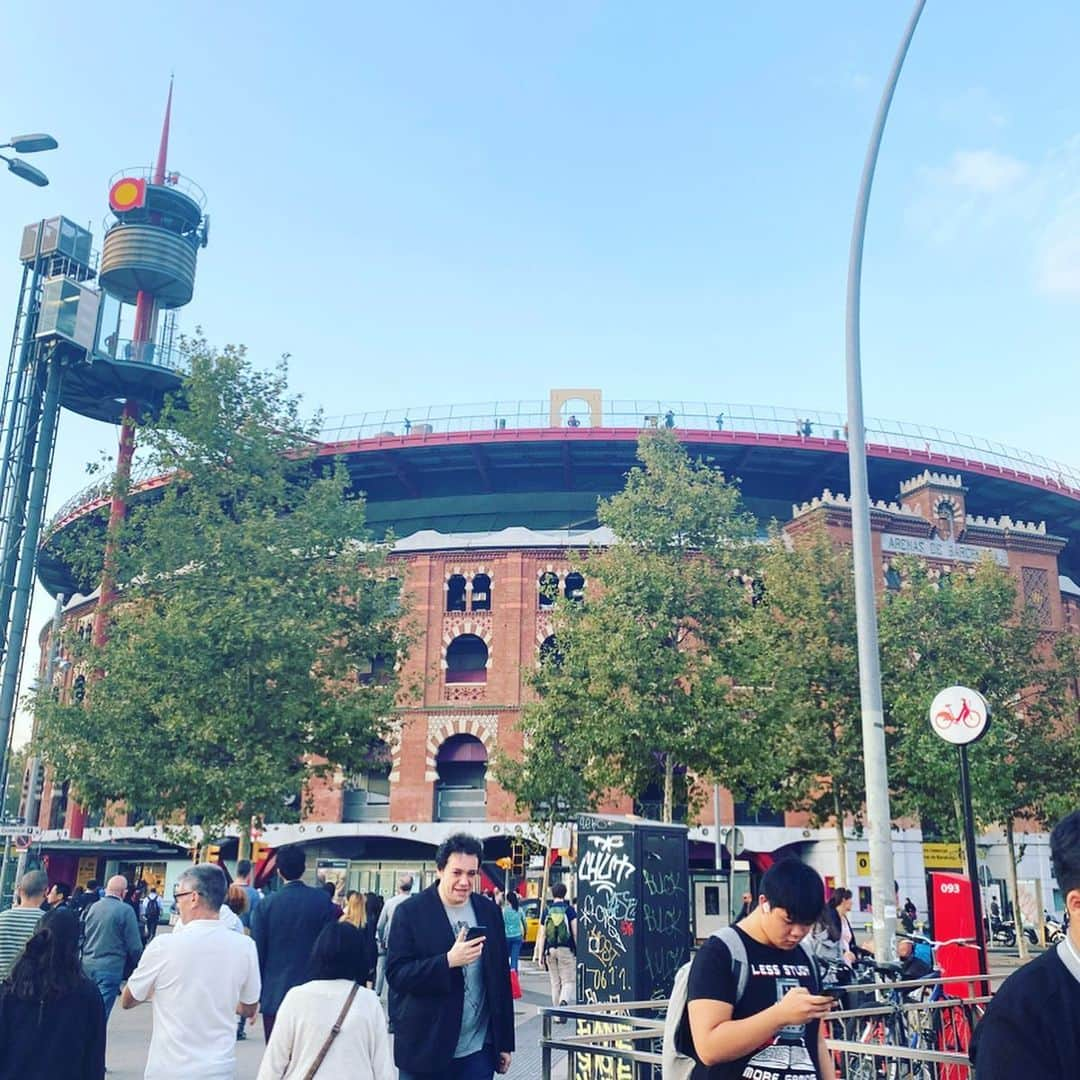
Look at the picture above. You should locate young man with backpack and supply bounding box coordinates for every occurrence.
[669,859,837,1079]
[142,888,162,944]
[541,882,577,1021]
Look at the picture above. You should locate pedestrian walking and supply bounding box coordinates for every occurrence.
[122,863,259,1079]
[363,891,382,987]
[386,832,515,1078]
[250,844,337,1041]
[500,889,525,974]
[539,882,577,1021]
[0,870,48,978]
[235,858,262,928]
[376,873,413,997]
[0,908,105,1080]
[141,888,161,944]
[80,874,142,1020]
[256,921,393,1080]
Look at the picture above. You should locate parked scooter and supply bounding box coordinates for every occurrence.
[1044,913,1066,945]
[989,918,1016,947]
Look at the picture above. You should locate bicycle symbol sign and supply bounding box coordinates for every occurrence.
[929,685,990,745]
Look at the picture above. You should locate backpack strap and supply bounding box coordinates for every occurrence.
[715,925,749,1003]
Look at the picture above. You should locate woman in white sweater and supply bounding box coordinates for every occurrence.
[256,921,392,1080]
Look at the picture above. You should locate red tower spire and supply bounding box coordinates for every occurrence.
[153,76,173,186]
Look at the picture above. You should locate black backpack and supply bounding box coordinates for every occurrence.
[144,896,161,926]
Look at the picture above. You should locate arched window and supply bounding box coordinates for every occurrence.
[565,571,585,602]
[446,634,488,684]
[471,573,492,611]
[357,654,392,686]
[446,574,467,613]
[435,734,488,821]
[538,571,559,610]
[539,634,563,670]
[343,739,391,822]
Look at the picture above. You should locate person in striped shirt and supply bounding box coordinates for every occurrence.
[0,869,48,977]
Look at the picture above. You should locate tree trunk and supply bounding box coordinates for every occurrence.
[237,817,251,863]
[833,792,848,887]
[1004,818,1028,961]
[662,753,674,825]
[535,812,557,966]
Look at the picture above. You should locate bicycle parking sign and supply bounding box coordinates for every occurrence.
[929,685,990,745]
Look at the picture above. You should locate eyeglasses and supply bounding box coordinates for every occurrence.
[173,889,197,901]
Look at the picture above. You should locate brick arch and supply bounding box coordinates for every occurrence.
[440,623,493,669]
[424,714,499,781]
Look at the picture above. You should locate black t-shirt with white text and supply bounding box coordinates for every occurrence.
[685,927,823,1080]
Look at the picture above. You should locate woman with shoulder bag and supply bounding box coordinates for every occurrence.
[256,921,392,1080]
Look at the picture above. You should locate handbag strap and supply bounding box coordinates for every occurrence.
[302,981,360,1080]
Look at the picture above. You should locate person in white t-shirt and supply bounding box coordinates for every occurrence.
[121,863,261,1080]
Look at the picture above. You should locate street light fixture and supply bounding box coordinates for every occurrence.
[6,134,58,154]
[1,131,58,187]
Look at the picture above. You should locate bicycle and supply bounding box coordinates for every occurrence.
[932,696,982,733]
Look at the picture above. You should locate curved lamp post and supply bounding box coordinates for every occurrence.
[846,0,926,961]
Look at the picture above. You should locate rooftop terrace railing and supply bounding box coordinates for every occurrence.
[318,399,1080,494]
[43,400,1080,545]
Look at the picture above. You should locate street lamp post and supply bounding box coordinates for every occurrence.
[1,133,58,187]
[845,0,926,961]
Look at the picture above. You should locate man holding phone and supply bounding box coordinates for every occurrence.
[684,859,837,1079]
[387,832,515,1079]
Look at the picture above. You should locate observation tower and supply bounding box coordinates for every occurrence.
[1,83,207,840]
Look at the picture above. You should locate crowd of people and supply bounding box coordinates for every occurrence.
[6,810,1078,1080]
[0,832,548,1079]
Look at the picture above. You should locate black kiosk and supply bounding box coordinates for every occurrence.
[573,815,691,1079]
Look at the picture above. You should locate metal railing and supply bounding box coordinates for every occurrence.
[41,397,1080,548]
[318,399,1080,494]
[95,336,189,374]
[537,978,992,1079]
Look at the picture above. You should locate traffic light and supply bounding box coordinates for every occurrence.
[72,674,86,703]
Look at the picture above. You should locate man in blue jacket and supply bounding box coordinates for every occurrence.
[387,832,515,1079]
[250,844,337,1040]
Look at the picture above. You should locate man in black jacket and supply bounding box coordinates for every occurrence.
[387,832,515,1079]
[250,844,337,1040]
[970,809,1080,1077]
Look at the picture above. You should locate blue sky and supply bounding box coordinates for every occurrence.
[4,2,1080,740]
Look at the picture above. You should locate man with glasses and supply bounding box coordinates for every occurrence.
[122,863,260,1079]
[80,874,143,1020]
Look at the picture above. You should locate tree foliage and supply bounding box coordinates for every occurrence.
[500,431,760,824]
[33,342,408,838]
[879,557,1080,838]
[737,523,866,855]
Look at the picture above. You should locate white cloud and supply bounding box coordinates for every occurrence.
[1036,197,1080,298]
[907,137,1080,300]
[941,149,1028,194]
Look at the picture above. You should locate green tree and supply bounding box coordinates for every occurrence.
[880,556,1080,953]
[737,523,865,883]
[33,342,409,842]
[506,431,759,824]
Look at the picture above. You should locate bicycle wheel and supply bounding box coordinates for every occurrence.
[932,710,954,733]
[962,707,982,729]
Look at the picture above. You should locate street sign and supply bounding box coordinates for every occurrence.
[0,826,38,838]
[929,685,990,745]
[719,826,746,855]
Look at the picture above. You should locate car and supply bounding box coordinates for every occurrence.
[520,897,542,954]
